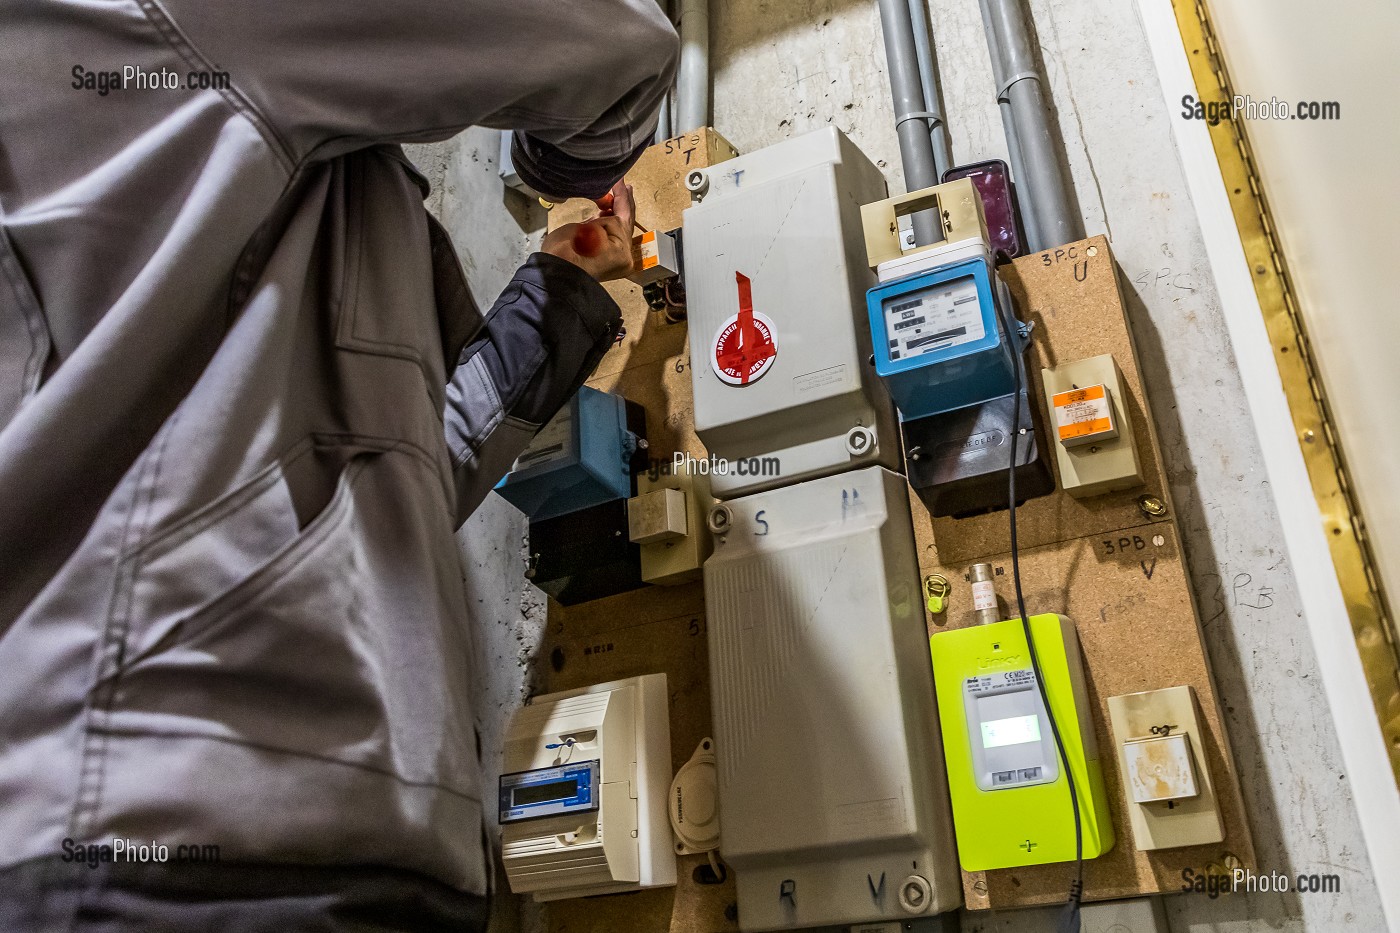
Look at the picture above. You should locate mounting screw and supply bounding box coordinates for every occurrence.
[1137,494,1169,518]
[1302,429,1316,443]
[846,425,877,457]
[707,503,734,535]
[685,169,709,198]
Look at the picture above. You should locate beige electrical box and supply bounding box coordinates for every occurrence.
[1041,354,1143,497]
[628,487,687,544]
[627,464,713,585]
[860,177,988,268]
[1123,733,1199,804]
[1107,686,1224,851]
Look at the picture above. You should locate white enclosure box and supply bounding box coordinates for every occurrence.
[683,127,899,499]
[500,675,675,901]
[703,467,960,930]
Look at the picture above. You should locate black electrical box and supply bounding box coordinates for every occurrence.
[903,387,1054,518]
[522,397,650,606]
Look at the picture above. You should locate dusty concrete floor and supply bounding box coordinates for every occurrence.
[407,0,1386,928]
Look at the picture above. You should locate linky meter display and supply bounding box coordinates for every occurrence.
[964,669,1058,791]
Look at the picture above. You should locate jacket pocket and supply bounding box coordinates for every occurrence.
[0,225,51,431]
[121,440,370,668]
[111,446,476,795]
[330,150,442,370]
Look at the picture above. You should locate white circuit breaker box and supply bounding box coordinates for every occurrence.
[703,467,960,930]
[499,675,675,901]
[683,127,900,499]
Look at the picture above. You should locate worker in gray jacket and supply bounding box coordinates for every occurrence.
[0,1,677,929]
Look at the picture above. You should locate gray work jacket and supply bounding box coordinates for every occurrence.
[0,0,675,921]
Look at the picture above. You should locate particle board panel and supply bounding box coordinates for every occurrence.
[912,238,1255,909]
[926,238,1174,565]
[534,162,1251,927]
[920,525,1255,908]
[547,129,740,235]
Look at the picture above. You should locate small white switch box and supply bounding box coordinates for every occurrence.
[1041,355,1144,498]
[627,229,680,286]
[1123,733,1199,804]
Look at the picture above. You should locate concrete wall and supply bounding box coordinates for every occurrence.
[406,129,546,933]
[407,0,1385,927]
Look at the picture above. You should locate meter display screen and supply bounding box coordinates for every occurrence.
[980,714,1042,749]
[499,760,600,824]
[882,275,984,362]
[512,778,579,807]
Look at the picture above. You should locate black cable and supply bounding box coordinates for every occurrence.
[1006,326,1084,933]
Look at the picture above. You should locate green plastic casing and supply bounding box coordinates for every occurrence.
[928,614,1114,870]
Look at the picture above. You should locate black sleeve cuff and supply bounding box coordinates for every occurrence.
[519,251,623,340]
[511,132,650,202]
[458,252,622,426]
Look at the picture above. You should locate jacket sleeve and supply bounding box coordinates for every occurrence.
[444,253,622,527]
[155,0,678,176]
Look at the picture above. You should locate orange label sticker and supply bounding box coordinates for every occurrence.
[1052,383,1114,442]
[1051,384,1106,407]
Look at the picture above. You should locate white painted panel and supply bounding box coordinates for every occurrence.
[1205,0,1400,608]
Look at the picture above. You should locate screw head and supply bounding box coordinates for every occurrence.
[1137,494,1169,518]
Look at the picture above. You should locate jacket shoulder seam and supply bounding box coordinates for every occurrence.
[134,0,297,175]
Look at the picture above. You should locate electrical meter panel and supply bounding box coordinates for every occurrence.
[501,674,675,901]
[496,386,644,523]
[928,614,1114,871]
[682,127,899,500]
[861,180,1053,517]
[703,467,959,930]
[507,388,650,605]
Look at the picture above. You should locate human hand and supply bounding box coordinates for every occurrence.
[541,181,636,282]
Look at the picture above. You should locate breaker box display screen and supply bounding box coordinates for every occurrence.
[512,778,579,807]
[882,275,985,361]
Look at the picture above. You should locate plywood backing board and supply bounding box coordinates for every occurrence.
[912,237,1255,908]
[922,526,1255,907]
[537,131,740,933]
[926,239,1173,565]
[532,153,1251,924]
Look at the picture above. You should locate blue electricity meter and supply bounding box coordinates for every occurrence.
[495,386,643,522]
[866,257,1019,420]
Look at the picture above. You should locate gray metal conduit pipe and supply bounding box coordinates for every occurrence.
[976,0,1039,250]
[979,0,1080,251]
[676,0,710,133]
[906,0,954,179]
[876,0,940,246]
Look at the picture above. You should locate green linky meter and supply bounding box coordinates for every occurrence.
[928,614,1114,870]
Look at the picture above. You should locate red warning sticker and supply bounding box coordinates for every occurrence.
[711,271,777,386]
